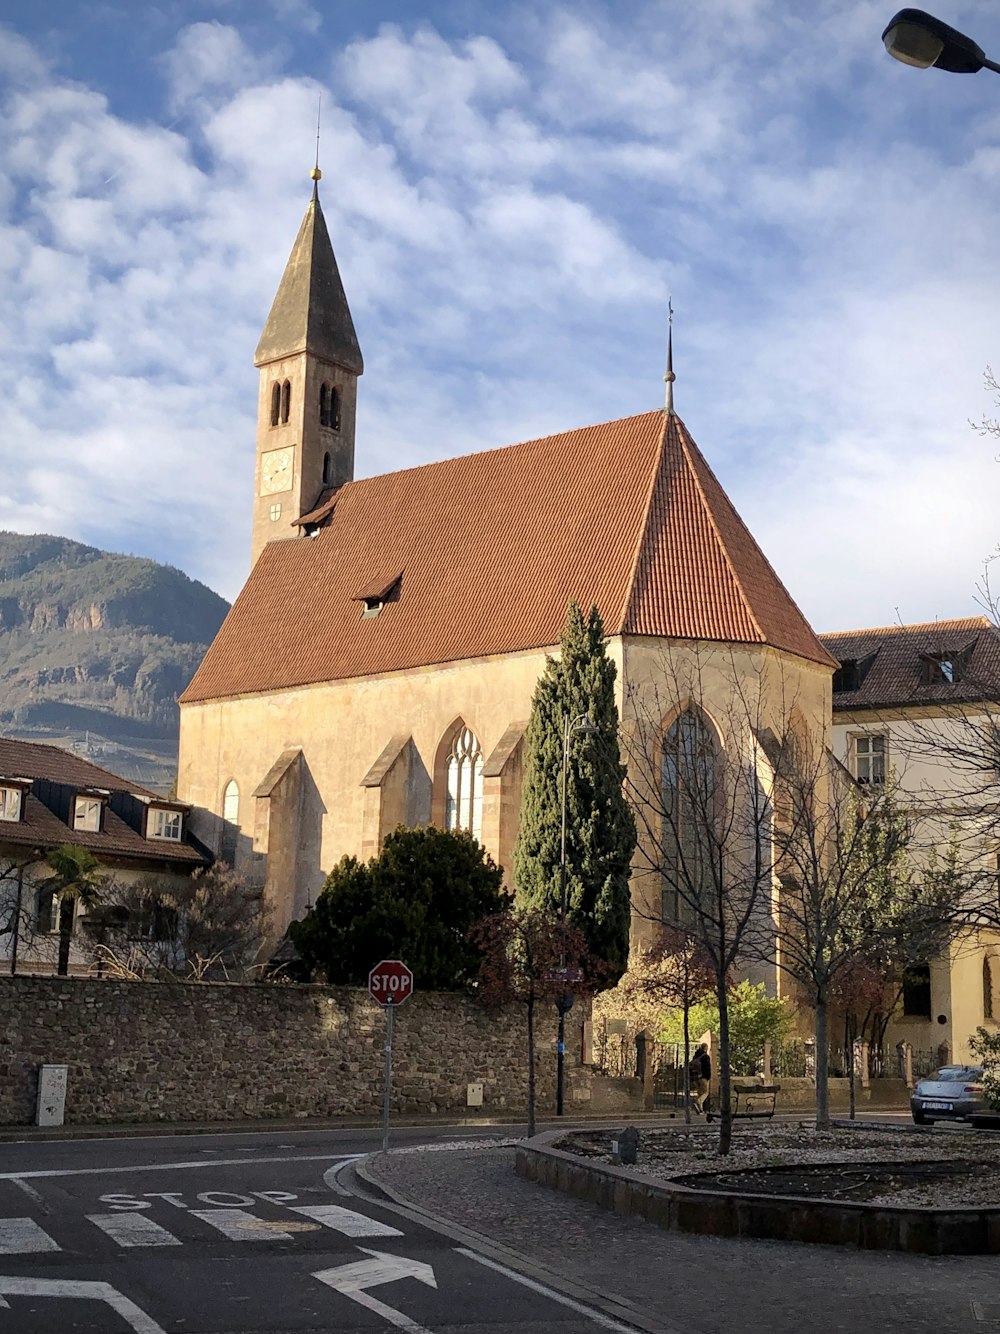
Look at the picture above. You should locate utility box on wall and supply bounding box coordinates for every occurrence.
[466,1081,484,1107]
[36,1065,68,1127]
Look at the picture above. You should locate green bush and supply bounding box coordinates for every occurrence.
[656,981,795,1075]
[289,826,507,990]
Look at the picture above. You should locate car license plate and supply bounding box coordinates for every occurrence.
[922,1100,953,1110]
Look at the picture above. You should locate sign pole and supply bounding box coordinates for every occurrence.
[381,996,394,1153]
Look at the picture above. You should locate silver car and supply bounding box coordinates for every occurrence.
[910,1065,986,1125]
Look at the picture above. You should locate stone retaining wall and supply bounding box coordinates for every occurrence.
[0,975,554,1125]
[516,1132,1000,1255]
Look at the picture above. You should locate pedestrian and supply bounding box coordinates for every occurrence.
[689,1042,712,1114]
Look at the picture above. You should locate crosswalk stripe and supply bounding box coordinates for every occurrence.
[191,1209,295,1241]
[87,1213,182,1248]
[287,1204,403,1237]
[0,1218,60,1254]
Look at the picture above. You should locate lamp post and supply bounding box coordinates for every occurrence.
[556,711,597,1116]
[882,9,1000,75]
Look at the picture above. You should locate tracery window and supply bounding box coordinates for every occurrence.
[660,709,717,922]
[221,780,239,863]
[445,726,484,841]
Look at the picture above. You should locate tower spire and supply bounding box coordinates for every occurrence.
[311,96,322,200]
[664,299,676,416]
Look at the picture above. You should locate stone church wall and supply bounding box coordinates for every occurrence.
[0,976,555,1126]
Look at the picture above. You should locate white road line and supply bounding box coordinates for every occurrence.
[88,1213,182,1248]
[191,1208,295,1241]
[0,1218,60,1254]
[0,1152,361,1182]
[8,1178,45,1208]
[288,1204,403,1237]
[454,1248,655,1334]
[0,1277,166,1334]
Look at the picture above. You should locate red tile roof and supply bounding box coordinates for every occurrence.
[0,737,208,867]
[182,410,833,703]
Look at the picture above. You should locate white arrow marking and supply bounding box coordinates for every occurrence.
[0,1277,166,1334]
[313,1248,437,1333]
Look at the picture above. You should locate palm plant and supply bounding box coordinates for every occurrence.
[39,846,105,976]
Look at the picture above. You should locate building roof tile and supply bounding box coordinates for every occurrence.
[182,409,833,704]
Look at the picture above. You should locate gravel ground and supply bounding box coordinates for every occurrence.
[560,1123,1000,1206]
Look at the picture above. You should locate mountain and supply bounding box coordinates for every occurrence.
[0,533,230,793]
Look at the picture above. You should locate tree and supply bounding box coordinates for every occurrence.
[88,864,271,981]
[470,907,597,1135]
[618,925,715,1122]
[290,826,507,989]
[37,845,105,976]
[621,650,781,1153]
[0,854,41,974]
[514,602,636,983]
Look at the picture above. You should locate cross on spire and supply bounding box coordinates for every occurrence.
[664,300,676,416]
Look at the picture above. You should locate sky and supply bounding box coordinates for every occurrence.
[2,1,1000,634]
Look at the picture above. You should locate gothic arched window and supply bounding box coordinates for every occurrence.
[319,383,340,431]
[661,709,717,922]
[221,780,239,863]
[270,383,281,427]
[445,726,484,841]
[280,380,291,425]
[322,451,333,485]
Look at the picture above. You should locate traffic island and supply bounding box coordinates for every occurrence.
[515,1127,1000,1254]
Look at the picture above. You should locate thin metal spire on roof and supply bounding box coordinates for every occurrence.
[663,299,676,416]
[310,96,322,199]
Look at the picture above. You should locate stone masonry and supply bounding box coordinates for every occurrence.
[0,976,556,1125]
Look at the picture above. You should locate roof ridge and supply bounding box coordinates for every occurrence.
[672,415,766,645]
[619,410,671,631]
[820,616,992,639]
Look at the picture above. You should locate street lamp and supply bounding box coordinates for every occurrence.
[556,712,597,1117]
[882,9,1000,74]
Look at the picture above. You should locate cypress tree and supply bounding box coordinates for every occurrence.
[513,602,636,983]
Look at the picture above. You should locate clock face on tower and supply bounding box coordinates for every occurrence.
[260,447,293,495]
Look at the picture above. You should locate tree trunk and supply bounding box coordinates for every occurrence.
[815,993,830,1129]
[57,896,73,977]
[10,868,23,976]
[683,1000,692,1125]
[526,995,536,1138]
[717,977,733,1155]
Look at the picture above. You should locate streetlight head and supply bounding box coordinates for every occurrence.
[576,715,598,736]
[882,9,987,73]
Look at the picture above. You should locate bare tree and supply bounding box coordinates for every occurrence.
[621,650,797,1154]
[86,864,272,982]
[0,854,43,974]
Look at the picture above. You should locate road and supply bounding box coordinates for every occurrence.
[0,1124,639,1334]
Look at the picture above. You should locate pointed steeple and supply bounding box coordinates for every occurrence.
[663,300,676,416]
[255,183,363,374]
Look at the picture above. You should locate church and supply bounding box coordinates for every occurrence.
[176,173,835,954]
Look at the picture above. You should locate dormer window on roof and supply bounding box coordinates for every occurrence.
[353,573,403,620]
[0,786,23,822]
[74,794,106,833]
[922,647,971,686]
[148,807,183,841]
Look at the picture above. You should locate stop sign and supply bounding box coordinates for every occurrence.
[368,959,414,1006]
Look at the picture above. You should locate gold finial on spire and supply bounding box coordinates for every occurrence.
[311,96,323,190]
[664,298,676,415]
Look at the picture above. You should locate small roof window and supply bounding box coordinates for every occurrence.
[352,573,403,620]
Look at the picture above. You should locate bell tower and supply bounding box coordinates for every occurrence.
[251,169,364,567]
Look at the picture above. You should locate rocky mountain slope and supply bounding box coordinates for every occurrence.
[0,533,230,792]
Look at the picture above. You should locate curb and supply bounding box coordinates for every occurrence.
[518,1128,1000,1255]
[352,1151,670,1334]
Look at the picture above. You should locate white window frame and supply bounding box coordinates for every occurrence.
[853,733,887,786]
[74,796,103,832]
[149,808,183,841]
[0,786,22,822]
[445,726,484,841]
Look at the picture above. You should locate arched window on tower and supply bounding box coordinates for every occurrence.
[319,383,341,431]
[221,780,239,864]
[270,383,281,427]
[281,380,291,424]
[660,709,718,923]
[322,452,333,485]
[445,726,484,842]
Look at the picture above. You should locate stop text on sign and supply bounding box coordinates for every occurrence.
[368,959,414,1006]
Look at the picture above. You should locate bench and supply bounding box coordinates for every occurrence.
[705,1083,778,1122]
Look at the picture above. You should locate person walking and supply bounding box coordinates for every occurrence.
[689,1042,712,1114]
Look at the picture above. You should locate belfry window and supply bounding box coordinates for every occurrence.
[270,383,281,427]
[319,384,340,430]
[322,452,333,485]
[280,380,291,425]
[445,726,484,841]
